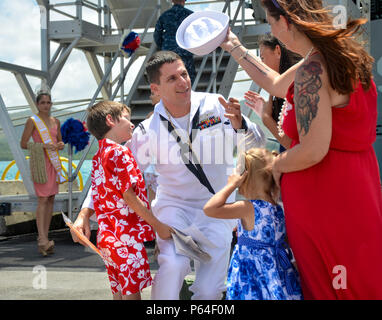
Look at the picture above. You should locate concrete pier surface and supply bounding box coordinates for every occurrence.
[0,229,194,300]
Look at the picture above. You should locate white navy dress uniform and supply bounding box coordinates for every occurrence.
[82,90,266,300]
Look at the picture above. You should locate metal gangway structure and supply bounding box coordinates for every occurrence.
[0,0,378,224]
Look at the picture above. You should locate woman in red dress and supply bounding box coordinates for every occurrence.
[221,0,382,299]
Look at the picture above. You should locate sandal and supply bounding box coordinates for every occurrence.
[37,238,55,257]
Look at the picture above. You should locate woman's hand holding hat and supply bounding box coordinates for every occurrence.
[176,11,229,56]
[220,27,242,53]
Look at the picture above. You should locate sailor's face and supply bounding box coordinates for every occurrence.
[153,60,191,107]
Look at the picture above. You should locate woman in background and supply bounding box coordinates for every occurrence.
[245,35,301,151]
[21,92,64,256]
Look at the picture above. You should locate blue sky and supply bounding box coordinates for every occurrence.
[0,0,253,110]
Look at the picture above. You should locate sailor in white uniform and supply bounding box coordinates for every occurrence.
[76,51,265,300]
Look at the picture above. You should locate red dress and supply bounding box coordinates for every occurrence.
[92,139,155,295]
[281,80,382,299]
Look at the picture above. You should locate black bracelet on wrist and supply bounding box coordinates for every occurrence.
[230,44,242,54]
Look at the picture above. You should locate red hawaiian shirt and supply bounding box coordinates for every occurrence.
[91,138,155,247]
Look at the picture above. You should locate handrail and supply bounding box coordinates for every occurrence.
[0,157,84,191]
[111,1,159,101]
[125,42,158,106]
[125,0,149,33]
[50,1,101,13]
[76,0,160,167]
[124,6,161,106]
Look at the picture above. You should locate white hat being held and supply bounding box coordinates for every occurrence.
[176,11,229,56]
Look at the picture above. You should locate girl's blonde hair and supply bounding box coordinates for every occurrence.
[238,148,279,203]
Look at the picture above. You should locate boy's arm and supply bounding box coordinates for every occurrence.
[71,207,94,244]
[123,188,173,240]
[72,172,96,243]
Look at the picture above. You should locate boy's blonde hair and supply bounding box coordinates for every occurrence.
[238,148,279,203]
[87,101,131,140]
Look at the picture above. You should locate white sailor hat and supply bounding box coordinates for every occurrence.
[176,10,229,56]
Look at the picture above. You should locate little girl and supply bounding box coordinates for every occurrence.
[203,148,302,300]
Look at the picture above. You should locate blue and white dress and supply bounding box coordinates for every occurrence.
[226,200,303,300]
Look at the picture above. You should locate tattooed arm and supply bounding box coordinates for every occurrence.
[272,58,332,180]
[221,29,304,98]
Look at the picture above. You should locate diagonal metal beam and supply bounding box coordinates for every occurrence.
[125,41,157,106]
[35,0,49,6]
[0,95,36,196]
[13,73,38,114]
[50,37,81,86]
[0,61,48,113]
[81,51,120,123]
[84,50,110,100]
[0,61,47,79]
[50,44,65,68]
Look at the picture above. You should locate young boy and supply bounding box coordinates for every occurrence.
[86,101,173,300]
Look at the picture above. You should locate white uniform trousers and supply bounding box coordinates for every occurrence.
[150,197,234,300]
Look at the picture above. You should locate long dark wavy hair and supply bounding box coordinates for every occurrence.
[261,0,374,94]
[259,34,301,121]
[260,34,301,74]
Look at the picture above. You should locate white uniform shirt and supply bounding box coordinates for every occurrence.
[82,91,266,209]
